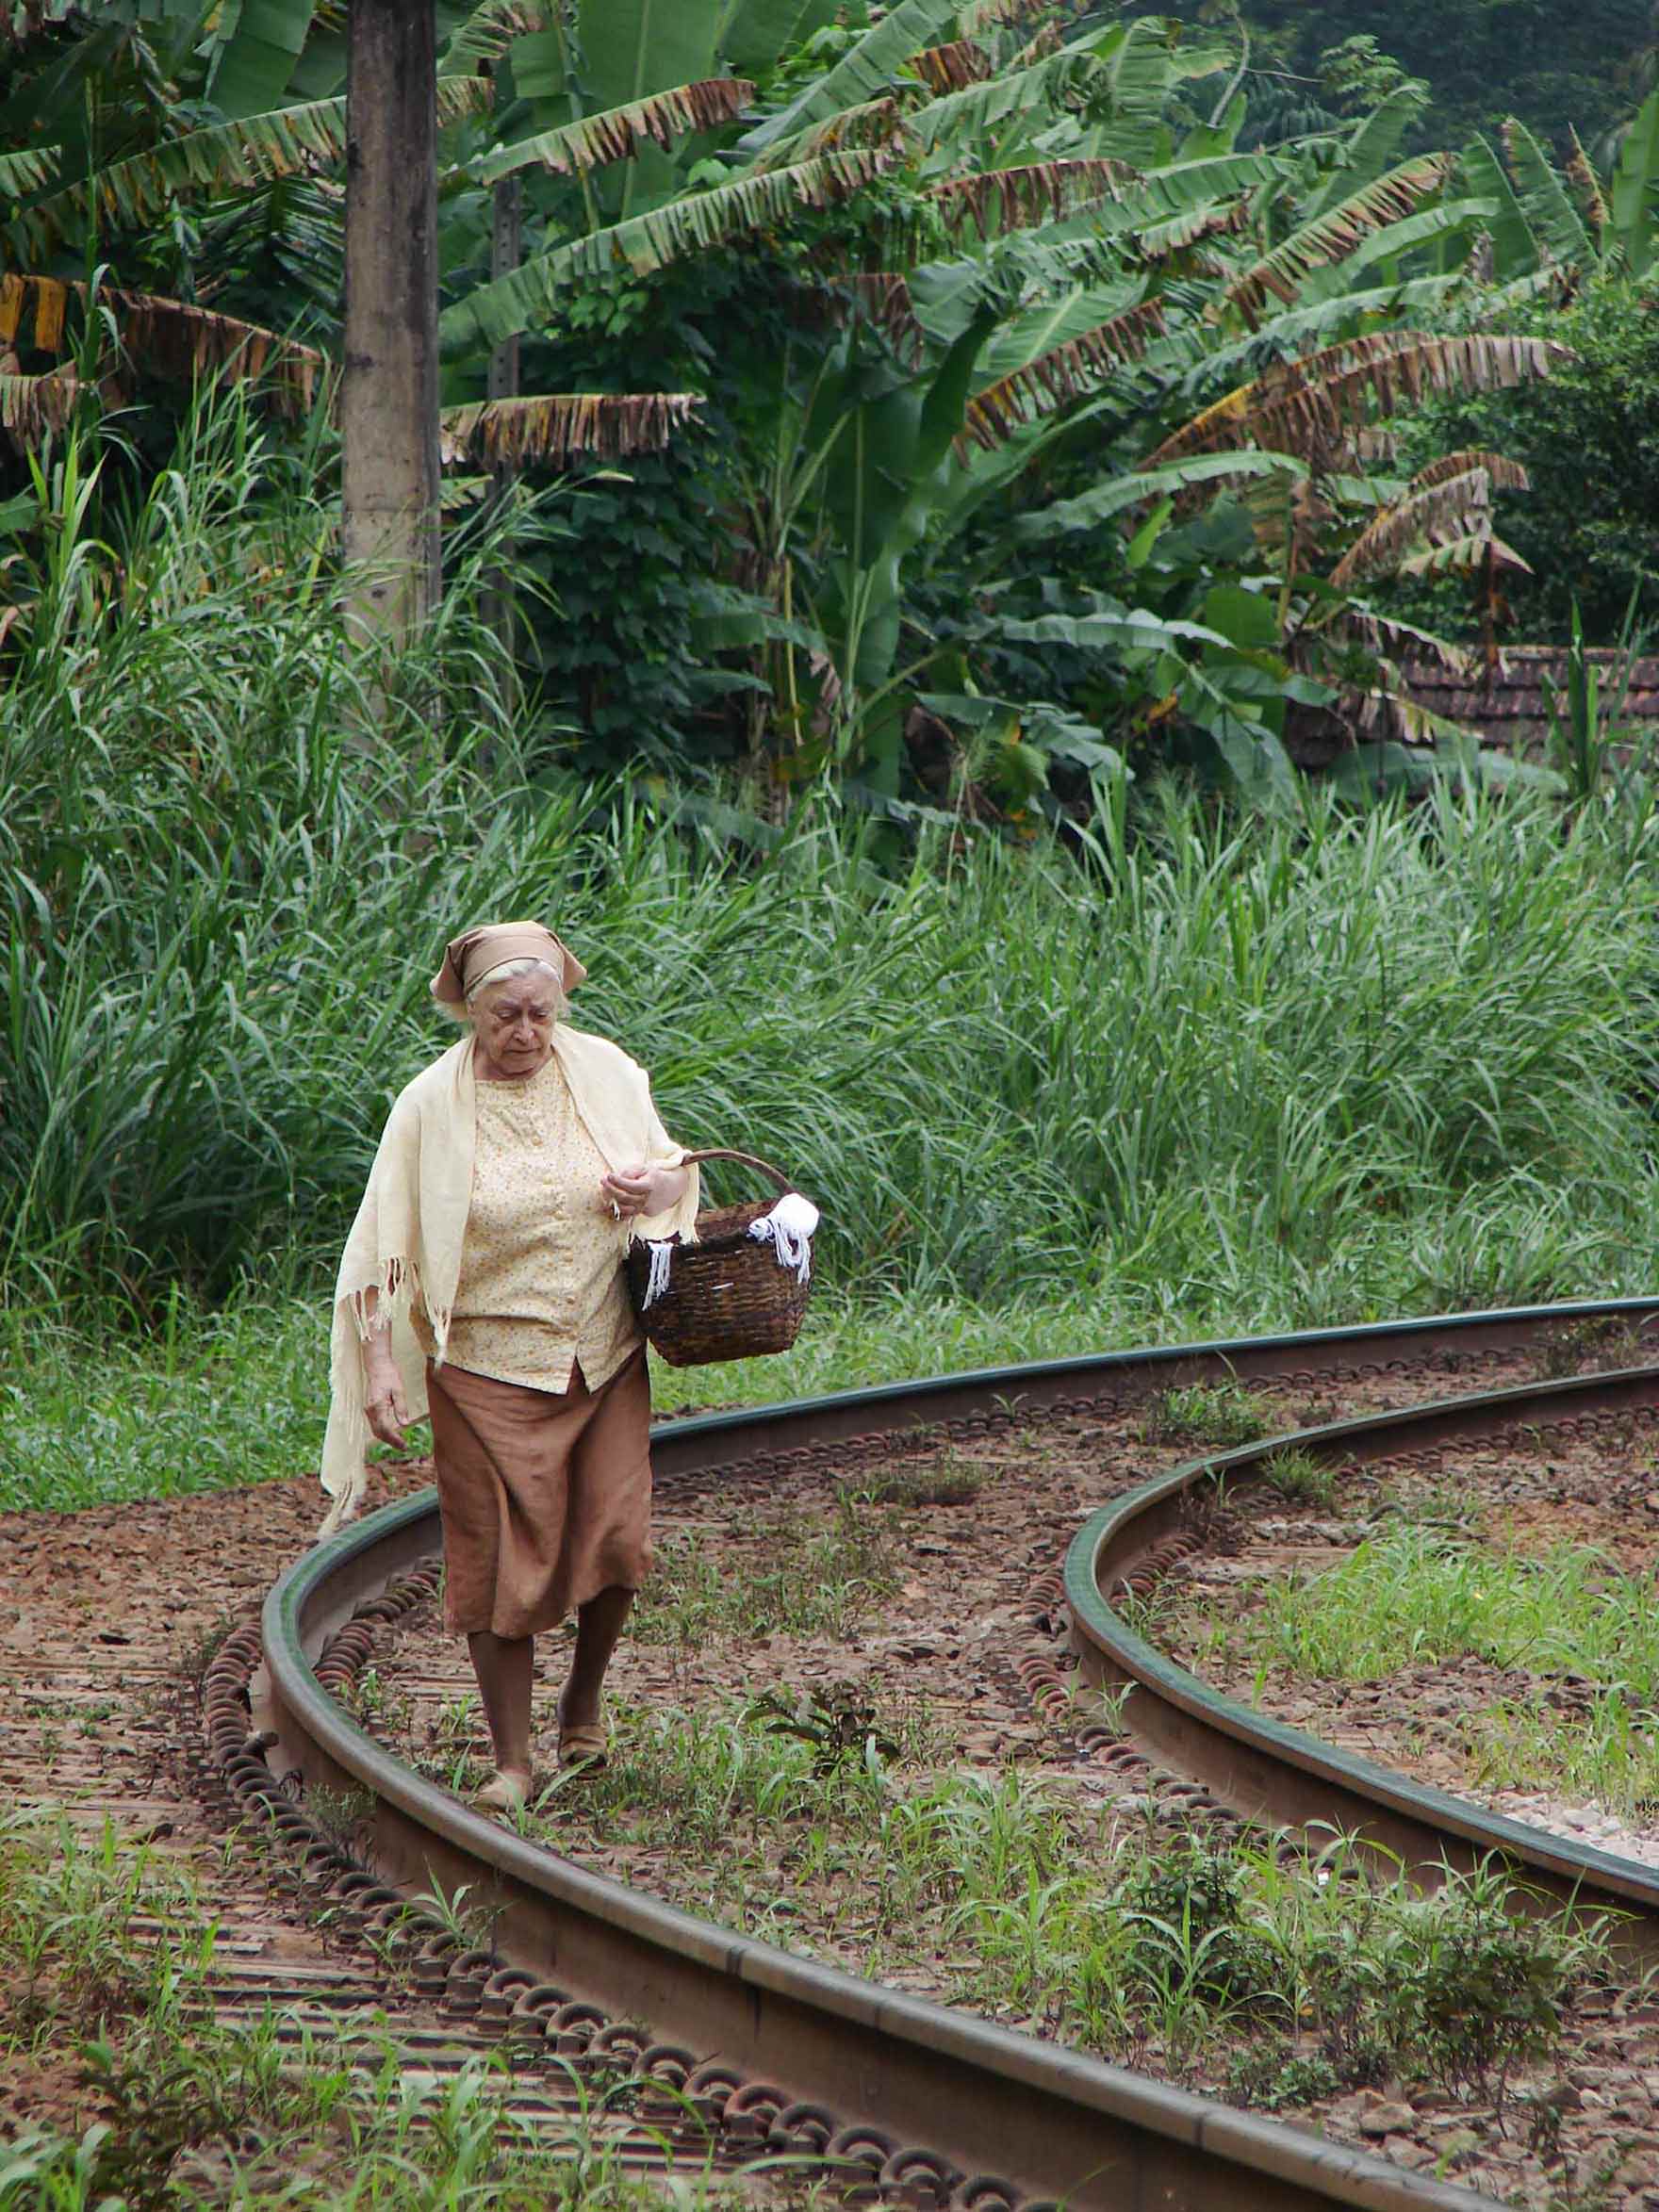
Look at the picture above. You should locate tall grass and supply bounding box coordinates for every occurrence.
[7,401,1659,1499]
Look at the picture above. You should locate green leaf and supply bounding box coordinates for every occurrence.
[1459,136,1537,277]
[0,146,60,201]
[577,0,719,115]
[738,0,964,156]
[1304,84,1431,221]
[474,80,754,184]
[511,28,568,104]
[1501,117,1592,270]
[721,0,834,71]
[1013,451,1306,539]
[688,581,825,653]
[997,606,1231,655]
[1099,16,1176,166]
[439,148,887,356]
[208,0,315,120]
[1610,84,1659,271]
[1203,582,1277,650]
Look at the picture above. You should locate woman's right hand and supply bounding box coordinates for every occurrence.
[364,1341,409,1449]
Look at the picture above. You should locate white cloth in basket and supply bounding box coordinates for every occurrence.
[747,1191,818,1284]
[639,1191,819,1308]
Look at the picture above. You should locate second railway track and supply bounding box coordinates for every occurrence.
[182,1295,1659,2212]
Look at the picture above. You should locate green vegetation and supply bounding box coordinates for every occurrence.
[1235,0,1652,154]
[1258,1448,1339,1508]
[0,1814,729,2211]
[1251,1526,1659,1695]
[1229,1525,1659,1812]
[8,6,1659,1525]
[527,1696,1607,2104]
[632,1501,900,1650]
[1141,1379,1270,1450]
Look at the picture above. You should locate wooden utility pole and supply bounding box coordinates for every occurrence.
[340,0,440,647]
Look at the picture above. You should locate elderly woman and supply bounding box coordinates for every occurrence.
[319,921,698,1811]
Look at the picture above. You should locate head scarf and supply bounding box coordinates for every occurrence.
[430,922,587,1012]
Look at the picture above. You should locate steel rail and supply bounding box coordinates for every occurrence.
[1065,1358,1659,1963]
[258,1296,1659,2212]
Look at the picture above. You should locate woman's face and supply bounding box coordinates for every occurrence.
[469,975,559,1080]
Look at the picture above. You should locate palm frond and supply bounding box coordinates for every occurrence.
[476,79,755,183]
[910,37,992,95]
[1339,605,1475,677]
[1409,449,1529,495]
[766,95,910,164]
[1149,331,1569,467]
[0,365,78,446]
[1500,117,1593,269]
[8,81,488,256]
[438,392,700,465]
[838,271,926,364]
[1565,127,1610,238]
[739,0,963,157]
[1223,154,1453,319]
[1131,199,1249,263]
[0,272,325,414]
[0,145,58,199]
[1398,531,1533,580]
[892,47,1109,156]
[925,157,1135,238]
[1302,85,1430,221]
[1330,466,1496,588]
[439,0,549,75]
[961,300,1165,451]
[1024,447,1306,537]
[440,148,892,357]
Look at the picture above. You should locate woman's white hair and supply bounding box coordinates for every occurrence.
[439,955,568,1023]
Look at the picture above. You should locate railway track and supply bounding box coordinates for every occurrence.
[188,1295,1659,2212]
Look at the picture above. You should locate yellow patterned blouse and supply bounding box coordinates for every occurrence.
[419,1056,641,1396]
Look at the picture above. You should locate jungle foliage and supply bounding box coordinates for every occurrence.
[1231,0,1655,158]
[2,0,1625,827]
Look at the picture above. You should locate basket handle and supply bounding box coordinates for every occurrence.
[679,1147,795,1195]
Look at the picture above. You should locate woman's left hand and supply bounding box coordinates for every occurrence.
[601,1161,688,1221]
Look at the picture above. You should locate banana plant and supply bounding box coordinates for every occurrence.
[0,3,721,468]
[1462,85,1659,285]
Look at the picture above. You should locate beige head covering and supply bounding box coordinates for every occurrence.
[430,922,587,1010]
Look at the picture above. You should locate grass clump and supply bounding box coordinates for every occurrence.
[1141,1379,1270,1450]
[842,1452,995,1507]
[1258,1448,1339,1508]
[632,1499,899,1651]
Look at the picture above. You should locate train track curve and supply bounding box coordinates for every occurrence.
[221,1297,1659,2212]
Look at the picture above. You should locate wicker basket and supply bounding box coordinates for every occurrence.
[626,1148,813,1367]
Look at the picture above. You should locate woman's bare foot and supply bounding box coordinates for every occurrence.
[476,1767,532,1813]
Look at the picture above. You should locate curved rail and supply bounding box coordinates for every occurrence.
[1064,1359,1659,1962]
[255,1298,1659,2212]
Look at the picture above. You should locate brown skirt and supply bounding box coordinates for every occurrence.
[426,1349,652,1639]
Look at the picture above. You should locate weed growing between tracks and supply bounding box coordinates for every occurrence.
[0,1814,788,2209]
[524,1699,1613,2121]
[1215,1523,1659,1816]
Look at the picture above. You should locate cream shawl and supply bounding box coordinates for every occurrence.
[318,1025,698,1537]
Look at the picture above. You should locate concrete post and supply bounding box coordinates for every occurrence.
[340,0,440,647]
